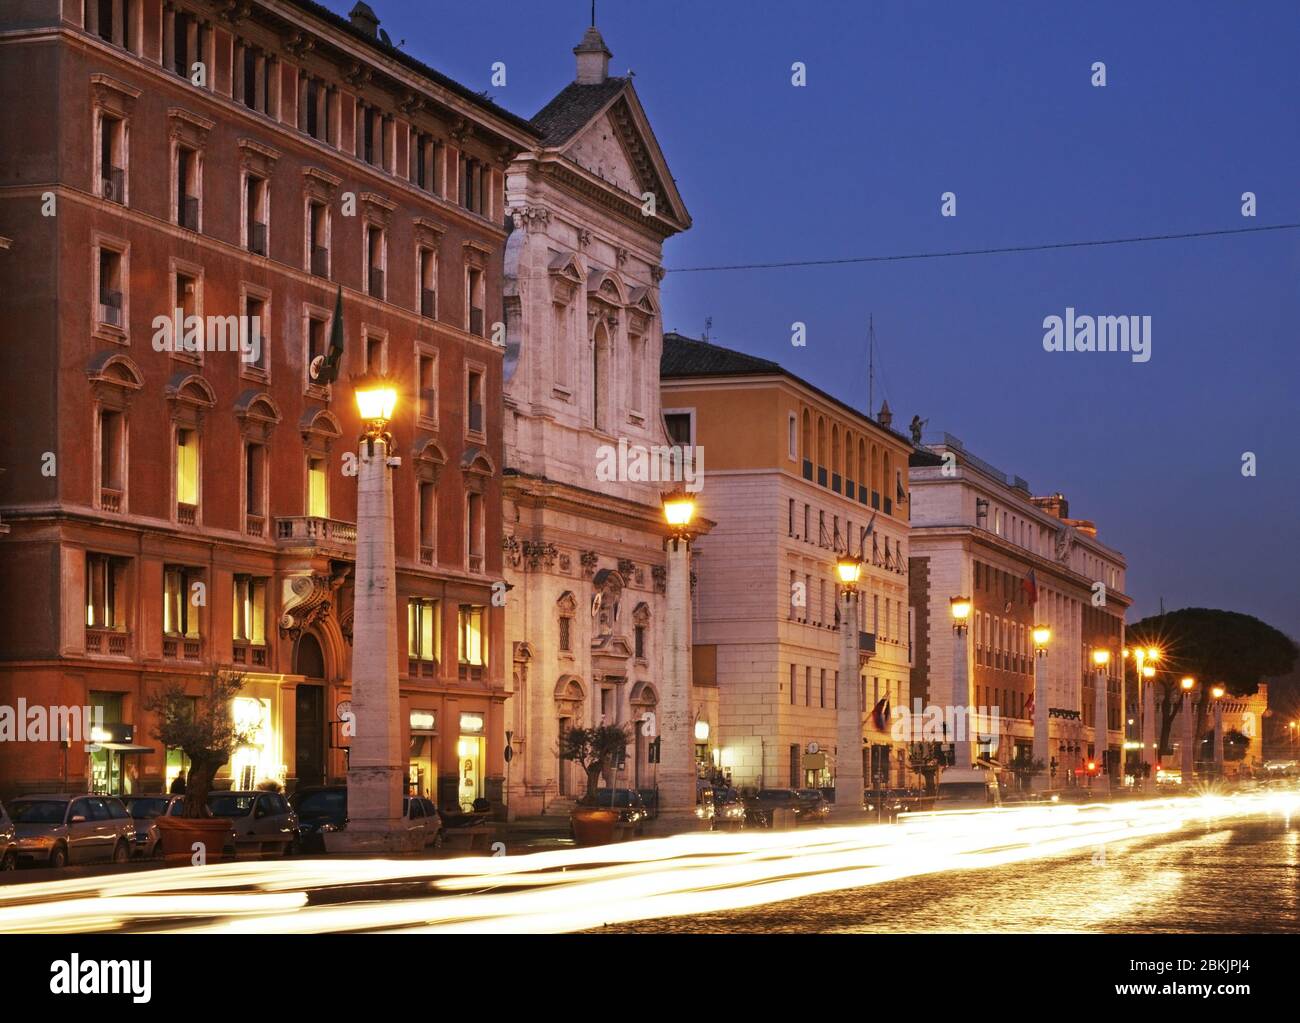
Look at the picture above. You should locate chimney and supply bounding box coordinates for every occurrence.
[1030,492,1070,520]
[349,2,380,38]
[574,26,611,85]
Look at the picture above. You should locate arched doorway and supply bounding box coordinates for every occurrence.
[629,680,659,788]
[555,676,585,798]
[294,633,327,786]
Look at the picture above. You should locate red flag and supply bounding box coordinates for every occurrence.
[1022,568,1038,605]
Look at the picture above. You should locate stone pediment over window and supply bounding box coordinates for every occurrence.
[463,240,491,269]
[167,107,215,148]
[238,138,281,178]
[548,251,586,304]
[555,675,586,704]
[414,217,445,249]
[303,166,341,201]
[557,590,578,614]
[413,436,447,483]
[300,407,342,454]
[85,351,144,407]
[587,268,627,306]
[234,389,282,442]
[90,74,140,117]
[165,372,216,428]
[359,191,396,227]
[461,446,494,494]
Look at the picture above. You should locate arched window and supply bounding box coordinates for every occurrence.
[816,416,827,484]
[801,409,811,461]
[871,445,881,501]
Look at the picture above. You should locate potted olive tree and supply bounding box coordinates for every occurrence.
[560,723,630,846]
[143,669,251,863]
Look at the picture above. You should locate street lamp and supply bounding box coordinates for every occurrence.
[835,556,865,808]
[334,375,412,851]
[1180,676,1196,782]
[660,490,698,813]
[950,596,971,635]
[1092,649,1110,788]
[1031,625,1050,790]
[1211,685,1226,774]
[948,595,974,780]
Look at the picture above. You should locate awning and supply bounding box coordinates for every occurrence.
[89,743,156,753]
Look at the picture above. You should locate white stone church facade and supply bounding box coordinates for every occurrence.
[500,25,702,814]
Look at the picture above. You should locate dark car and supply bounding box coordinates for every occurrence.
[697,787,747,830]
[594,788,648,834]
[864,788,924,820]
[0,800,16,871]
[935,779,1000,808]
[744,788,803,828]
[795,788,831,823]
[121,795,175,858]
[288,785,347,853]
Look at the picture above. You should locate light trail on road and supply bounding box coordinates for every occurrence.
[1,789,1295,934]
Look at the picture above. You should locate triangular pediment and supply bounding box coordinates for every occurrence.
[553,85,689,230]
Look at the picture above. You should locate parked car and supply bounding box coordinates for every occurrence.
[208,791,298,857]
[288,785,347,853]
[696,787,747,830]
[403,797,443,849]
[120,795,178,859]
[795,788,832,823]
[594,788,648,834]
[9,794,136,867]
[0,800,17,871]
[744,789,804,828]
[864,788,925,820]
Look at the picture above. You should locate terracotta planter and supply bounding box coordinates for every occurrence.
[570,807,619,847]
[154,815,233,864]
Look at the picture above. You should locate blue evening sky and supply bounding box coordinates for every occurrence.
[323,1,1300,638]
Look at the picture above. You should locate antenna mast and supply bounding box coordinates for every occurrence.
[868,314,875,418]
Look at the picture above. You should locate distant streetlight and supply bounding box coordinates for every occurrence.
[835,556,864,805]
[660,490,698,812]
[1180,677,1196,782]
[947,595,975,782]
[1092,649,1110,788]
[1031,625,1050,791]
[1211,685,1226,774]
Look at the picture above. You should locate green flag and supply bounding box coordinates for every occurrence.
[313,286,345,384]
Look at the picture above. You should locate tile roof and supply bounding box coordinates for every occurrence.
[661,333,915,450]
[531,78,629,146]
[660,332,785,378]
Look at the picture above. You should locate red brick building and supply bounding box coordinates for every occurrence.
[0,0,538,809]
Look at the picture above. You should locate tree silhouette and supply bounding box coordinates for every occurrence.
[1127,609,1296,759]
